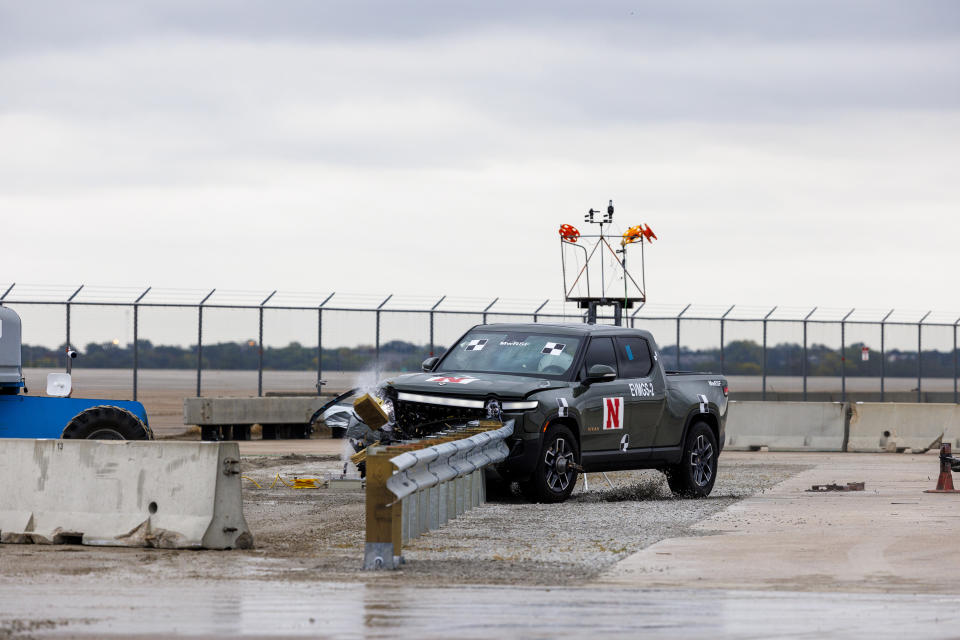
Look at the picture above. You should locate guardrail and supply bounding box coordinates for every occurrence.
[363,419,514,570]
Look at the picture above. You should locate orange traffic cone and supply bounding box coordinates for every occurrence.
[925,443,960,493]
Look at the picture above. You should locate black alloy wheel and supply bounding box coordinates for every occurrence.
[521,424,579,503]
[664,421,718,498]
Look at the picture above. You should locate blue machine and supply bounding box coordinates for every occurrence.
[0,306,152,440]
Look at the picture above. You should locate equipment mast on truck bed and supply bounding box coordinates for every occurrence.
[559,199,657,325]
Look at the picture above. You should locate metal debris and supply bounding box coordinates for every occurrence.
[806,482,865,492]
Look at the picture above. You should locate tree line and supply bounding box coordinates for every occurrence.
[22,339,440,373]
[19,339,959,377]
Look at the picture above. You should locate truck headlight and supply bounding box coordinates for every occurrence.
[502,400,538,411]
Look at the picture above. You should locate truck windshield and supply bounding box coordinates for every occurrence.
[437,331,582,378]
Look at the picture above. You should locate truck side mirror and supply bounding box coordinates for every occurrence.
[584,364,616,385]
[422,356,439,372]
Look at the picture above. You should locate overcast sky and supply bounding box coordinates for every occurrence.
[2,1,959,322]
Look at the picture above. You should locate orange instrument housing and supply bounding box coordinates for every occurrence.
[559,224,580,243]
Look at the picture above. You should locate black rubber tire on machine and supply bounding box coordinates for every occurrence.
[521,424,580,503]
[62,405,153,440]
[664,420,718,498]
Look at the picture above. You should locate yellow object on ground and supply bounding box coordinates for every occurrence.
[242,474,322,490]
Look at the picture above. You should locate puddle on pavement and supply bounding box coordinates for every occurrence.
[2,581,959,639]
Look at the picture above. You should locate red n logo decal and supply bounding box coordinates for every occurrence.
[603,397,624,430]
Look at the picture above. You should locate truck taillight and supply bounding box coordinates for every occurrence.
[722,385,729,397]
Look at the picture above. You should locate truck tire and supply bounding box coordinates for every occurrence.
[62,406,153,440]
[665,421,717,498]
[520,424,579,503]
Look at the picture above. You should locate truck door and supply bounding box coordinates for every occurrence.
[578,337,630,452]
[614,336,666,449]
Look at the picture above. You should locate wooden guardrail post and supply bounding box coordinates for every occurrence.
[362,420,514,569]
[363,447,401,570]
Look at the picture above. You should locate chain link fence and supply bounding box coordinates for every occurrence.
[2,283,958,404]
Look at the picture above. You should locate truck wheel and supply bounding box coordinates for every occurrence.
[62,406,153,440]
[520,424,579,503]
[665,421,717,498]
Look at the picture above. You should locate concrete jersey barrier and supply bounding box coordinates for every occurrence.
[0,439,252,549]
[184,396,327,426]
[847,403,960,453]
[724,401,848,452]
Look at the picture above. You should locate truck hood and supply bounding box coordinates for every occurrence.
[383,371,568,399]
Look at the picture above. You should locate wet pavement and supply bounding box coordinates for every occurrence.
[2,580,959,639]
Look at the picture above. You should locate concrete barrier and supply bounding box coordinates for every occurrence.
[847,403,960,453]
[724,401,848,452]
[184,396,325,426]
[0,439,252,549]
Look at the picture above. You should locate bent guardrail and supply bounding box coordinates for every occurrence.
[363,419,514,570]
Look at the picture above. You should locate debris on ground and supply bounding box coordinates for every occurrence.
[806,482,865,492]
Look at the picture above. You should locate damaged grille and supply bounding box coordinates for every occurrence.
[394,399,485,437]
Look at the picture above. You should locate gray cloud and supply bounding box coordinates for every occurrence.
[0,0,958,316]
[2,1,959,54]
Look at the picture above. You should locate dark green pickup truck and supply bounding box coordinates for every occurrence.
[379,323,728,503]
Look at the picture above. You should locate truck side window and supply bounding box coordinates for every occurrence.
[615,337,653,378]
[583,337,618,377]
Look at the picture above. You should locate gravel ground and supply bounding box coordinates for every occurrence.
[398,460,804,585]
[0,453,808,589]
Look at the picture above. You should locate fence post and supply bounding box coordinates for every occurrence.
[954,317,960,405]
[676,304,691,370]
[840,308,855,402]
[533,299,549,324]
[761,306,777,401]
[375,295,393,371]
[482,298,498,325]
[719,305,735,376]
[880,309,893,401]
[196,289,215,397]
[257,291,276,397]
[802,307,816,401]
[317,293,335,389]
[918,311,931,403]
[429,296,445,357]
[132,287,151,401]
[629,303,644,330]
[65,285,83,352]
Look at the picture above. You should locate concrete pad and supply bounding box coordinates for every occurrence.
[598,451,960,593]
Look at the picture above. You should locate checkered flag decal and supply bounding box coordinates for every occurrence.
[465,339,488,352]
[541,342,566,356]
[620,434,630,452]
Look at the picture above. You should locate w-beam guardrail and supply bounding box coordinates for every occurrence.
[363,419,514,570]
